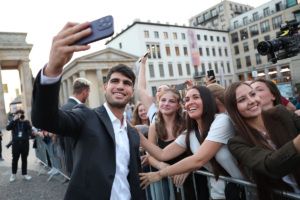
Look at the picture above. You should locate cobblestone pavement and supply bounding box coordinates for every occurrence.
[0,130,68,200]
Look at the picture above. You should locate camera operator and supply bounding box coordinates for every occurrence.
[6,109,33,182]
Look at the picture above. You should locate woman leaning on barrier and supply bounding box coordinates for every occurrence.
[224,81,300,200]
[139,85,245,200]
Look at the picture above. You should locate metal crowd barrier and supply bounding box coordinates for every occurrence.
[146,169,300,200]
[34,136,70,181]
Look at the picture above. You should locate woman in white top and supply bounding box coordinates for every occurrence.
[139,85,244,200]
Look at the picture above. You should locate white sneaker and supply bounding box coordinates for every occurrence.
[23,175,32,181]
[9,174,16,182]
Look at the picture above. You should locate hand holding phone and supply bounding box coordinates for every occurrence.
[74,15,114,45]
[139,51,150,63]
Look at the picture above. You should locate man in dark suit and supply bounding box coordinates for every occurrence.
[31,21,145,200]
[60,77,91,177]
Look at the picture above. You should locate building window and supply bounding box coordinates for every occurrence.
[234,21,239,29]
[212,48,216,56]
[240,28,248,40]
[231,32,239,43]
[224,48,228,56]
[236,58,242,69]
[148,44,161,59]
[206,48,210,56]
[234,45,239,55]
[255,53,262,65]
[168,63,174,77]
[201,63,206,73]
[208,63,212,70]
[295,11,300,22]
[243,42,249,52]
[264,35,270,41]
[253,12,259,21]
[249,24,259,37]
[223,37,226,42]
[204,35,208,41]
[286,0,297,8]
[183,47,188,56]
[263,7,270,17]
[165,46,171,56]
[144,30,149,38]
[219,4,224,12]
[216,36,220,42]
[197,34,201,40]
[227,62,231,73]
[173,32,177,39]
[253,39,259,48]
[260,20,270,33]
[275,2,283,11]
[272,15,282,30]
[214,62,219,73]
[149,63,155,78]
[181,33,186,40]
[178,64,183,76]
[186,63,191,75]
[159,63,165,77]
[175,46,180,56]
[218,48,222,56]
[156,44,161,58]
[163,32,168,39]
[151,86,157,97]
[154,31,159,38]
[243,17,248,25]
[210,36,214,41]
[118,43,122,49]
[245,56,251,67]
[199,47,203,56]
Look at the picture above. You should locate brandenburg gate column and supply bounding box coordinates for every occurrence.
[96,69,105,104]
[0,64,7,128]
[19,61,33,121]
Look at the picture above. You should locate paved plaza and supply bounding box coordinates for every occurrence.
[0,130,67,200]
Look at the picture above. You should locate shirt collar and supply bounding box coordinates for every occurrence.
[69,96,82,104]
[104,102,127,129]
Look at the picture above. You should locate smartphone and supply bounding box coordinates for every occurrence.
[207,69,215,79]
[138,51,150,62]
[74,15,114,45]
[175,83,186,90]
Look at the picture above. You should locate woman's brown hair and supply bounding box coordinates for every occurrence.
[131,102,150,126]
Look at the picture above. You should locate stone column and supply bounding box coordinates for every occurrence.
[19,61,33,122]
[79,71,86,78]
[0,64,7,128]
[96,69,105,104]
[67,78,72,98]
[62,81,68,104]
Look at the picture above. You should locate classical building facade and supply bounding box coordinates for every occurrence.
[106,20,235,96]
[60,48,138,108]
[189,0,253,31]
[0,32,32,127]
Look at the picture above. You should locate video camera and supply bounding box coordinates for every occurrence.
[257,20,300,64]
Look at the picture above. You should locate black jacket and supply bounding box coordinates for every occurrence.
[31,70,145,200]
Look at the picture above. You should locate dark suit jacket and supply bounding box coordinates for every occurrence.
[31,71,145,200]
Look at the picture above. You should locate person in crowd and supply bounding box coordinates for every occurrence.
[6,109,33,182]
[0,129,3,161]
[125,101,135,121]
[59,77,91,178]
[138,56,169,123]
[31,21,145,200]
[139,86,244,200]
[251,78,296,111]
[224,81,300,199]
[146,88,199,200]
[206,83,226,113]
[131,102,150,126]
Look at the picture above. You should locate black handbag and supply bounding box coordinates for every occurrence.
[225,182,246,200]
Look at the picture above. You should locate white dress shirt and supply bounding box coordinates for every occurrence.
[104,103,131,200]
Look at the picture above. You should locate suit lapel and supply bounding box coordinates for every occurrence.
[94,106,115,143]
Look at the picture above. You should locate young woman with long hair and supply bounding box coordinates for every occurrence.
[224,81,300,199]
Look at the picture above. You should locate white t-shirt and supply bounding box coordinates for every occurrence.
[147,103,157,124]
[175,113,244,199]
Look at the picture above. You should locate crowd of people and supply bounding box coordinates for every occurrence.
[1,20,299,200]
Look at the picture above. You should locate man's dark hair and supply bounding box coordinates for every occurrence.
[73,78,91,95]
[106,64,136,85]
[15,109,24,114]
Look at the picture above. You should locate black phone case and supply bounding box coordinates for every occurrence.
[75,15,114,45]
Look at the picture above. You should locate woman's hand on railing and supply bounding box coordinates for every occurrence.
[172,172,189,187]
[139,171,162,189]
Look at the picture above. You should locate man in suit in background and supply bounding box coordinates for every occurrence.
[60,77,91,178]
[31,21,145,200]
